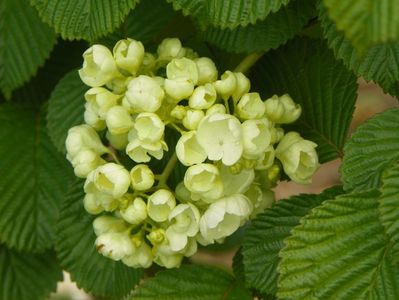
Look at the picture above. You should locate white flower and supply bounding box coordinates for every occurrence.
[83,193,104,215]
[95,232,134,261]
[195,57,218,85]
[84,192,119,212]
[79,45,120,87]
[106,105,133,135]
[182,109,204,130]
[147,228,166,245]
[147,189,176,222]
[153,242,184,268]
[126,139,168,162]
[232,72,250,103]
[130,164,155,191]
[275,132,319,184]
[157,38,186,62]
[120,197,148,225]
[219,165,254,196]
[206,103,226,116]
[176,131,207,166]
[122,239,153,268]
[236,92,265,120]
[106,131,128,150]
[165,204,200,251]
[264,94,302,124]
[93,215,127,236]
[125,75,164,112]
[84,163,130,198]
[255,145,275,170]
[166,57,198,84]
[188,84,217,110]
[83,102,106,130]
[196,113,243,166]
[199,194,252,244]
[113,38,145,75]
[133,112,165,143]
[214,70,236,100]
[71,149,105,178]
[164,78,194,102]
[242,118,272,159]
[184,163,223,202]
[245,185,275,218]
[84,87,120,119]
[65,124,108,159]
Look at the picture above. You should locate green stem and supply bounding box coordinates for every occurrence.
[157,152,178,188]
[234,52,264,74]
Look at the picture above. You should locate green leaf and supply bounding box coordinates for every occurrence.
[319,3,399,96]
[0,244,62,300]
[0,0,56,97]
[242,186,343,295]
[322,0,399,54]
[31,0,138,41]
[341,108,399,191]
[47,70,86,153]
[278,190,399,299]
[200,0,315,53]
[379,160,399,262]
[232,249,245,282]
[131,264,252,300]
[0,102,72,252]
[56,180,143,298]
[168,0,290,29]
[251,37,357,163]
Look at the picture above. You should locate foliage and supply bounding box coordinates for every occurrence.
[0,0,398,299]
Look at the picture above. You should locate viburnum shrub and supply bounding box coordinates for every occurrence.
[1,1,399,299]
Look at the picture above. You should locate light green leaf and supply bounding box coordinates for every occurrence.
[278,191,399,299]
[379,160,399,262]
[200,0,315,53]
[322,0,399,54]
[0,244,62,300]
[341,108,399,191]
[131,264,252,300]
[242,186,343,295]
[0,0,56,97]
[168,0,290,29]
[0,102,73,252]
[319,3,399,96]
[56,181,143,298]
[31,0,138,41]
[47,70,86,153]
[251,37,357,163]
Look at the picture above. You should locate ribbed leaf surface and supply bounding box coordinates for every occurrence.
[242,187,343,294]
[251,37,357,163]
[131,264,252,300]
[56,181,143,298]
[319,3,399,96]
[201,0,315,53]
[31,0,138,41]
[0,0,56,97]
[47,70,86,153]
[278,191,399,299]
[0,245,62,300]
[0,102,72,252]
[341,108,399,191]
[322,0,399,54]
[168,0,290,29]
[379,160,399,262]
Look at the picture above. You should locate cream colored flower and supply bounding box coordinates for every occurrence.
[125,75,164,112]
[113,38,144,75]
[147,189,176,222]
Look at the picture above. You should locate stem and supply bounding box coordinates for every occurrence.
[234,52,264,74]
[108,147,121,164]
[157,152,178,187]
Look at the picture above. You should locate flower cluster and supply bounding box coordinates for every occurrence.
[66,38,320,269]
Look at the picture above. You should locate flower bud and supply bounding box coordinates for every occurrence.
[264,94,301,124]
[232,72,250,103]
[214,71,236,100]
[84,87,120,119]
[157,38,186,61]
[270,127,284,144]
[154,248,183,269]
[106,131,128,150]
[126,139,168,163]
[206,103,226,116]
[170,105,187,120]
[93,215,127,236]
[166,57,198,84]
[176,131,207,166]
[195,57,218,85]
[106,76,130,94]
[182,109,204,130]
[245,185,275,218]
[189,84,217,110]
[84,192,119,211]
[147,228,166,245]
[139,52,156,75]
[164,78,194,102]
[79,45,120,87]
[66,124,108,159]
[125,75,164,112]
[130,164,155,191]
[183,48,199,59]
[275,132,319,183]
[147,189,176,222]
[242,119,272,159]
[120,197,148,225]
[255,145,275,170]
[122,241,153,268]
[236,93,265,120]
[84,102,106,130]
[134,112,165,142]
[113,38,144,75]
[106,106,133,135]
[83,193,103,215]
[219,165,254,195]
[184,163,223,202]
[71,149,106,178]
[95,232,134,260]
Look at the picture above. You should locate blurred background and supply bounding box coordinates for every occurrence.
[49,80,399,300]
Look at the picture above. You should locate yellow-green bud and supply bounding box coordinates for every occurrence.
[148,228,166,245]
[189,84,217,110]
[106,131,128,150]
[106,106,133,135]
[182,109,204,130]
[206,103,226,116]
[71,149,106,178]
[170,105,187,120]
[147,189,176,222]
[84,87,120,119]
[84,102,106,131]
[157,38,186,61]
[120,197,148,225]
[264,94,302,124]
[214,71,236,100]
[113,38,144,75]
[176,131,207,166]
[164,78,194,102]
[133,112,165,143]
[83,193,103,215]
[195,57,218,85]
[130,164,155,191]
[232,72,250,103]
[236,92,265,120]
[95,232,134,260]
[166,57,198,84]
